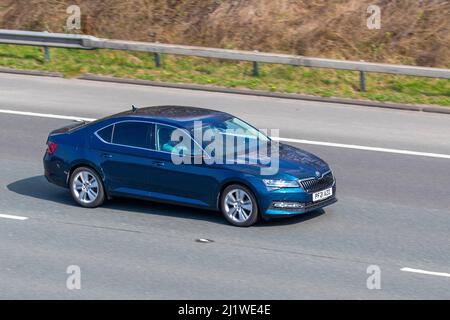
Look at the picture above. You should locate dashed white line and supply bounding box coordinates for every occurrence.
[1,108,450,160]
[401,267,450,278]
[0,214,29,221]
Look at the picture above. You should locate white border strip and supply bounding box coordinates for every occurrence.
[0,214,28,221]
[401,267,450,278]
[1,108,450,160]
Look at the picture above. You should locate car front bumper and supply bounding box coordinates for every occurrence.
[259,183,337,218]
[264,196,337,217]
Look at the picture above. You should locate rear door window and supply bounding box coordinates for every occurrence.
[112,121,154,149]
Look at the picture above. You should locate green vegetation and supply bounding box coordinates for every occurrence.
[1,44,449,106]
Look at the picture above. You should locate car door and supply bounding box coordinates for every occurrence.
[146,123,221,208]
[92,120,155,196]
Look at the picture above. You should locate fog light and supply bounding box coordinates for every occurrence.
[272,201,304,209]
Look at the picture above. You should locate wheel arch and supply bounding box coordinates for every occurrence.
[216,179,260,212]
[67,160,105,186]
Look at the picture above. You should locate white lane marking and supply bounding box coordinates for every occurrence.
[0,214,29,221]
[1,108,450,160]
[401,267,450,278]
[0,109,95,122]
[273,137,450,160]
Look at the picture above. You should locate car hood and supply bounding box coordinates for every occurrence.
[220,142,330,180]
[277,142,330,177]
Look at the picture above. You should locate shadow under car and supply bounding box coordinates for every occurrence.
[7,175,326,227]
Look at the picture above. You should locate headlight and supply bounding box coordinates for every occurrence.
[263,179,299,189]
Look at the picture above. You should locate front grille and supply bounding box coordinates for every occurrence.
[299,171,334,193]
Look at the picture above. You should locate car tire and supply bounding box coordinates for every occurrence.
[220,184,259,227]
[69,166,105,208]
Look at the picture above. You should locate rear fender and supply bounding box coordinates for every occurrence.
[67,159,106,185]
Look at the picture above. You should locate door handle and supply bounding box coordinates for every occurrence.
[103,153,113,158]
[152,161,165,167]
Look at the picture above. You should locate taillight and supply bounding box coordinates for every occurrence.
[47,142,58,156]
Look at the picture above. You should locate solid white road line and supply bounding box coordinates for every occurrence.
[0,214,29,221]
[401,267,450,278]
[0,109,95,122]
[273,137,450,160]
[1,108,450,160]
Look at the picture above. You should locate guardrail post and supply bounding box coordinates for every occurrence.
[44,46,50,62]
[359,70,366,92]
[41,31,50,62]
[359,60,366,92]
[252,61,259,77]
[154,52,161,68]
[251,50,260,77]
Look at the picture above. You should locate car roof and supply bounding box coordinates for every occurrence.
[110,105,232,128]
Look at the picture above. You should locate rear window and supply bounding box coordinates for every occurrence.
[112,121,153,149]
[96,125,113,143]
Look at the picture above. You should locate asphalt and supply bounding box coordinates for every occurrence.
[0,73,449,299]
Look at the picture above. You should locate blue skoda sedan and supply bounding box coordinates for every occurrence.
[44,106,336,227]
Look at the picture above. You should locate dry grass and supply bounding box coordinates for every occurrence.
[0,0,449,67]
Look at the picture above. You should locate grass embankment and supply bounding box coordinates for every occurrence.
[1,44,449,106]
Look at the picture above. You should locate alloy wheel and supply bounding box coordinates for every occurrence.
[223,188,254,223]
[72,171,99,204]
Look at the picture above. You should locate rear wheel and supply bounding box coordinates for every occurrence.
[69,167,105,208]
[220,184,258,227]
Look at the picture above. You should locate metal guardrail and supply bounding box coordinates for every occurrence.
[1,29,449,88]
[0,29,96,49]
[87,39,450,79]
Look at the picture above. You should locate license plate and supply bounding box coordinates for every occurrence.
[312,188,333,202]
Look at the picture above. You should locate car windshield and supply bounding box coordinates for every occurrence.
[190,117,270,156]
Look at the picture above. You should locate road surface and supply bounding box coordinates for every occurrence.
[0,73,449,299]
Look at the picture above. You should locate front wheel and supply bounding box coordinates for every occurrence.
[220,184,259,227]
[69,167,105,208]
